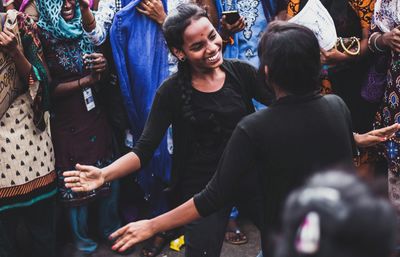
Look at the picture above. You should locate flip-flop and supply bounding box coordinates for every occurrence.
[140,233,169,257]
[224,229,248,245]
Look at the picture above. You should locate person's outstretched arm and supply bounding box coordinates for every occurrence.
[354,123,400,148]
[63,152,141,192]
[64,82,175,191]
[108,123,257,252]
[110,198,200,253]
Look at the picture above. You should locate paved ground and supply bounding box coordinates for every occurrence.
[60,220,261,257]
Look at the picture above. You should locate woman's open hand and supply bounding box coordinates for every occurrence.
[354,123,400,148]
[136,0,167,25]
[110,220,156,253]
[63,163,105,192]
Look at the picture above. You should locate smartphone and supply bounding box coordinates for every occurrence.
[222,10,240,25]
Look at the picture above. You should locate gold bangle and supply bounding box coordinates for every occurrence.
[339,37,361,56]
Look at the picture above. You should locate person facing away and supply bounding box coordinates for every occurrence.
[63,20,400,256]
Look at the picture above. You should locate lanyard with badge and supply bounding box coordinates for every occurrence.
[82,54,96,111]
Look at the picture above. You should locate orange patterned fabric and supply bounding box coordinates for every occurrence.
[0,171,56,198]
[287,0,300,17]
[286,0,375,28]
[348,0,375,28]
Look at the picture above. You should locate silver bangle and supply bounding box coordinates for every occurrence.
[373,33,386,53]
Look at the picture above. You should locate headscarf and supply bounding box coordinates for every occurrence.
[36,0,94,53]
[373,0,400,32]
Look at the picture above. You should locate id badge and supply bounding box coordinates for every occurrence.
[83,87,95,111]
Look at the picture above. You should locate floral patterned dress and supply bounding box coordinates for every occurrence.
[370,0,400,212]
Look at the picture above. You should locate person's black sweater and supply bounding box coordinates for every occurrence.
[194,93,355,253]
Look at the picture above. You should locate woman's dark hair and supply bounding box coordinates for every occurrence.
[275,171,397,257]
[161,4,209,123]
[258,21,321,95]
[162,3,208,51]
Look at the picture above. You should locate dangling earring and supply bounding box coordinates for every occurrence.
[179,56,186,62]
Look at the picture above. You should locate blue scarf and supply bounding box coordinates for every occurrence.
[110,0,171,204]
[36,0,94,53]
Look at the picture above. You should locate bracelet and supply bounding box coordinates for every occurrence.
[83,16,96,28]
[373,33,386,53]
[367,32,376,52]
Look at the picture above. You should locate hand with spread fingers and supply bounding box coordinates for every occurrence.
[354,123,400,148]
[136,0,167,25]
[63,164,105,192]
[0,27,19,57]
[110,220,156,253]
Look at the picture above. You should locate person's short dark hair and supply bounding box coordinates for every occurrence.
[258,21,321,95]
[275,171,397,257]
[162,3,208,51]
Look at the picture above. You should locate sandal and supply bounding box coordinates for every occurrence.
[140,232,170,257]
[225,219,248,245]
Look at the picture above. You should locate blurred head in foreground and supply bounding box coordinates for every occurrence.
[276,171,397,257]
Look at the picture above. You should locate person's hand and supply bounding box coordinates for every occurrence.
[136,0,167,25]
[0,27,19,57]
[83,53,108,73]
[354,123,400,148]
[219,15,245,41]
[320,48,350,65]
[110,220,156,253]
[78,0,91,10]
[63,163,105,192]
[381,27,400,53]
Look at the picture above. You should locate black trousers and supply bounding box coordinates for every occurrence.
[0,197,56,257]
[184,206,231,257]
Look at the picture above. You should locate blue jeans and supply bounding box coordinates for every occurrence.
[69,181,121,253]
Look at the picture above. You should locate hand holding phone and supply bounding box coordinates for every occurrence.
[222,10,240,25]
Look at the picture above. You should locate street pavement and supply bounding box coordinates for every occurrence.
[60,220,261,257]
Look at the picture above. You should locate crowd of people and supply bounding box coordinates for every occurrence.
[1,0,400,257]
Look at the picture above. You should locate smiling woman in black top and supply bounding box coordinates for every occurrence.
[63,3,271,256]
